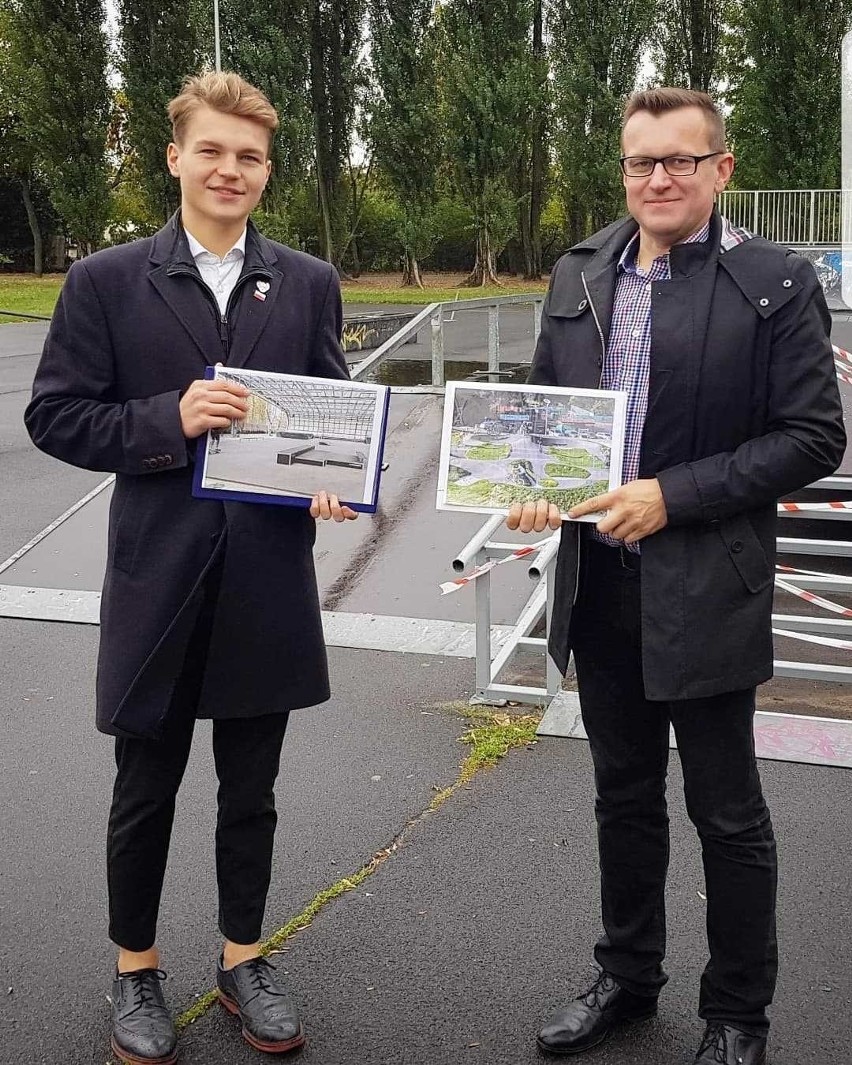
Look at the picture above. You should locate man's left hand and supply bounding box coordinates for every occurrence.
[569,478,668,544]
[310,490,359,522]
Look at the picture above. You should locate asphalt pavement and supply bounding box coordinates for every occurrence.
[0,305,850,1065]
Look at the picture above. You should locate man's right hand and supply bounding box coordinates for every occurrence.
[179,378,250,439]
[506,500,562,534]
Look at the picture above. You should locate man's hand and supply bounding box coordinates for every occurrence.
[506,499,563,534]
[569,478,668,543]
[179,378,250,439]
[310,490,359,522]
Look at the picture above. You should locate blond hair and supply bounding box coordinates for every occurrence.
[167,71,279,147]
[622,87,726,153]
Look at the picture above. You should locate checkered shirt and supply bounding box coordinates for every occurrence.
[593,214,753,550]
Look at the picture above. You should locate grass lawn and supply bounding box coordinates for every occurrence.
[547,446,595,463]
[466,443,511,460]
[544,463,590,478]
[0,269,548,324]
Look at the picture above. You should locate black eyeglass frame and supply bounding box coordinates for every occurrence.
[619,152,724,177]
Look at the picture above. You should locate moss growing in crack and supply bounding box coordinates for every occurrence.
[176,702,541,1030]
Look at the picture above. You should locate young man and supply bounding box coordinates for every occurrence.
[508,89,845,1064]
[26,72,357,1063]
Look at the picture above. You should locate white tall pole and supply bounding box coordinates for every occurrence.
[213,0,221,72]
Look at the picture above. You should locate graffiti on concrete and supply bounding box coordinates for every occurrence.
[754,714,852,768]
[342,323,379,351]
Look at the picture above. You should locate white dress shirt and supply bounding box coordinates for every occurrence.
[185,228,247,317]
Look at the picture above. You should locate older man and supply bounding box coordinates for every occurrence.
[509,88,845,1064]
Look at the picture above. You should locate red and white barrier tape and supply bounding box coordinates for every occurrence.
[772,627,852,651]
[439,537,554,595]
[778,500,852,513]
[831,344,852,386]
[776,563,849,582]
[773,577,852,618]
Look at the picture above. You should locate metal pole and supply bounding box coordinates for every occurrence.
[487,304,500,380]
[213,0,221,72]
[474,549,492,699]
[533,298,543,343]
[752,189,759,234]
[809,189,816,245]
[431,305,445,387]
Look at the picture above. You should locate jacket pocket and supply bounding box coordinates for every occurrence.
[111,480,140,575]
[717,514,772,593]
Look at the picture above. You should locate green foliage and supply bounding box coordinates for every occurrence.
[540,477,558,487]
[547,446,594,463]
[544,463,590,478]
[8,0,112,252]
[439,0,539,280]
[725,0,852,189]
[369,0,442,276]
[118,1,203,225]
[449,479,608,509]
[651,0,722,91]
[466,443,511,460]
[548,0,656,242]
[220,0,313,210]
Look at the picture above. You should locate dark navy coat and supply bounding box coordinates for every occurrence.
[530,210,846,700]
[25,215,349,737]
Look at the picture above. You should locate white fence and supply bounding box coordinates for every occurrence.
[718,189,841,245]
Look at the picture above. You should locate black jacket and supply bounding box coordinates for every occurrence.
[530,211,846,699]
[26,215,349,737]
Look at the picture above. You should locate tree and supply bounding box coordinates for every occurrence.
[369,0,442,286]
[725,0,852,189]
[308,0,366,267]
[219,0,313,220]
[653,0,723,91]
[440,0,537,285]
[10,0,111,255]
[548,0,656,242]
[0,6,46,272]
[118,0,203,225]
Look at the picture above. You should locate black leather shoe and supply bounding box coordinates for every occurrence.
[694,1024,767,1064]
[537,970,658,1055]
[110,968,178,1065]
[217,955,305,1054]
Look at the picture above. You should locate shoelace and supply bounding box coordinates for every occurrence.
[117,968,168,1016]
[697,1023,735,1064]
[578,970,618,1011]
[244,957,288,998]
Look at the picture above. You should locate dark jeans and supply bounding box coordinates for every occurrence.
[569,540,778,1035]
[106,567,290,951]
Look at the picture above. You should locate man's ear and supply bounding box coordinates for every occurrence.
[166,142,180,178]
[715,153,735,194]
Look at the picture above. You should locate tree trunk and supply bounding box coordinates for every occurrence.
[401,247,424,288]
[19,176,43,277]
[462,225,501,287]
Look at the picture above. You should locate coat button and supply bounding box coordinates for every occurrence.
[782,279,792,288]
[759,298,769,307]
[164,454,173,464]
[578,299,588,311]
[143,458,153,469]
[731,539,744,553]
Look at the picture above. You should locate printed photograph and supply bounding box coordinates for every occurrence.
[195,368,389,511]
[436,382,627,518]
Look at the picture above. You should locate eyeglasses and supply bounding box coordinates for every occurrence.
[619,152,723,178]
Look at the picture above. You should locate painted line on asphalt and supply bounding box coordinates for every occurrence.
[538,691,852,770]
[0,585,512,658]
[0,476,114,577]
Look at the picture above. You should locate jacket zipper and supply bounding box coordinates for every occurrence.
[574,270,607,605]
[581,270,606,388]
[168,267,266,362]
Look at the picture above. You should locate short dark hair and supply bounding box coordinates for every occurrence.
[622,88,726,153]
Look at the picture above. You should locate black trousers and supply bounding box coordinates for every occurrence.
[106,569,290,952]
[569,540,778,1035]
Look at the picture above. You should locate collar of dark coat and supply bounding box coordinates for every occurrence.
[148,210,279,278]
[551,209,802,321]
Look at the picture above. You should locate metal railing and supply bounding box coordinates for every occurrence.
[718,189,841,245]
[350,294,545,388]
[452,476,852,710]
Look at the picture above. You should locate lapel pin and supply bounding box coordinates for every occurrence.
[256,280,271,293]
[253,290,267,302]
